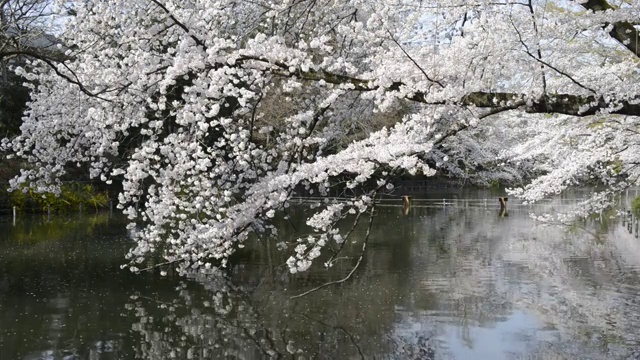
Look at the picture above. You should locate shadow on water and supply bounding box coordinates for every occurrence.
[1,190,640,359]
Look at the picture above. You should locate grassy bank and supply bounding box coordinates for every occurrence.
[0,159,112,214]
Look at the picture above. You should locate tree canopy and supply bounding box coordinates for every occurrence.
[3,0,640,273]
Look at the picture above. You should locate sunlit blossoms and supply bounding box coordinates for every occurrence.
[4,0,640,273]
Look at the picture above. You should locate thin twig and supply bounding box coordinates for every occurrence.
[433,100,525,147]
[149,0,207,49]
[135,259,177,272]
[526,0,547,93]
[510,19,595,94]
[290,201,377,299]
[386,28,444,88]
[326,209,363,265]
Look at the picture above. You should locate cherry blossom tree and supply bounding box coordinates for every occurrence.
[3,0,640,274]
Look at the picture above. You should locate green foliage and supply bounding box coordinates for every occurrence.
[587,119,606,129]
[9,188,27,210]
[611,158,623,174]
[488,179,501,189]
[631,196,640,217]
[10,183,109,213]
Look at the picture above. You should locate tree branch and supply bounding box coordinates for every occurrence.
[386,28,444,88]
[149,0,206,49]
[5,49,114,101]
[433,100,527,147]
[510,18,595,93]
[580,0,640,58]
[233,55,640,116]
[458,91,640,116]
[290,199,377,300]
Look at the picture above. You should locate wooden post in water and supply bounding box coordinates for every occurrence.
[402,195,412,216]
[12,206,16,226]
[498,197,509,217]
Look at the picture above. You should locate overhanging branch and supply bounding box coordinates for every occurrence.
[233,56,640,116]
[3,49,114,101]
[458,92,640,117]
[581,0,640,58]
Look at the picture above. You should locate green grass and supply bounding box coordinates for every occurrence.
[10,183,110,213]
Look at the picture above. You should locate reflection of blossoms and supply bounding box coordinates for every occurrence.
[126,268,282,359]
[387,206,640,359]
[124,263,401,359]
[502,224,640,358]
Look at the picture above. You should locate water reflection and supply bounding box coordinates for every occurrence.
[1,192,640,359]
[126,269,280,359]
[125,265,400,359]
[0,214,146,360]
[386,205,640,359]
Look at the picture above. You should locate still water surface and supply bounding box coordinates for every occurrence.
[1,189,639,359]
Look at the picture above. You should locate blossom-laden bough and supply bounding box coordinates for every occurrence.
[3,0,640,275]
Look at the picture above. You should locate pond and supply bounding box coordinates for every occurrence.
[0,189,639,359]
